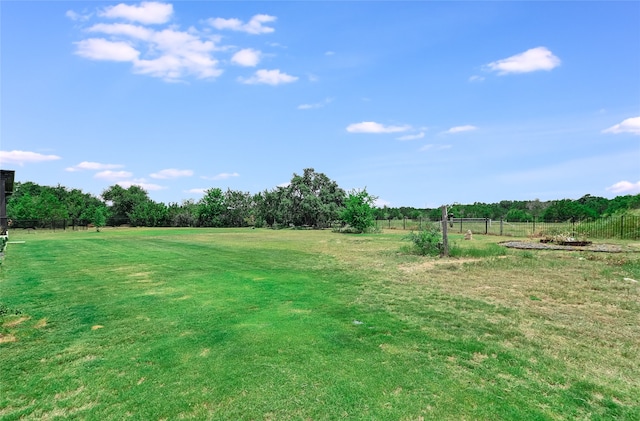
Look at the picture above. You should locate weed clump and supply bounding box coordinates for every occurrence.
[405,225,443,256]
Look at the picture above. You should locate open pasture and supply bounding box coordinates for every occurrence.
[1,228,639,420]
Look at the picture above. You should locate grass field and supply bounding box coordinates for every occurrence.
[1,228,639,420]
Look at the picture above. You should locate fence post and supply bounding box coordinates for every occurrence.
[485,218,488,234]
[500,218,503,236]
[441,206,449,257]
[403,217,406,230]
[621,215,624,239]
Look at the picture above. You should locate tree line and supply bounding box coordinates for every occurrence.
[377,194,640,222]
[6,169,374,231]
[6,167,640,229]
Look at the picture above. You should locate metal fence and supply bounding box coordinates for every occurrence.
[6,215,640,240]
[376,215,640,240]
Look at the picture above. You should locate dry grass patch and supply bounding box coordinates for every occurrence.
[3,316,30,328]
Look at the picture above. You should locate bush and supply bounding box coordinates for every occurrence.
[405,225,443,256]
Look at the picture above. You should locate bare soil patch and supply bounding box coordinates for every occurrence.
[500,241,633,253]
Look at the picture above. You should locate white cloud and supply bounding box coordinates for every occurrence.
[445,125,477,134]
[602,116,640,135]
[71,8,293,83]
[94,170,133,181]
[468,75,485,82]
[186,188,207,195]
[231,48,261,67]
[240,69,298,85]
[88,23,153,40]
[346,121,411,134]
[374,198,391,208]
[209,14,276,35]
[117,180,166,191]
[0,150,61,166]
[79,25,222,81]
[298,98,333,110]
[99,2,173,25]
[606,180,640,194]
[485,47,561,75]
[325,51,335,56]
[150,168,194,179]
[66,161,124,172]
[75,38,140,61]
[396,132,425,141]
[201,172,240,181]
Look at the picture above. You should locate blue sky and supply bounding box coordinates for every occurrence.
[1,1,639,208]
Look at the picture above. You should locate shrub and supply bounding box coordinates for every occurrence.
[405,225,443,256]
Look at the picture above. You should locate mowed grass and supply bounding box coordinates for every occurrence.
[1,228,639,420]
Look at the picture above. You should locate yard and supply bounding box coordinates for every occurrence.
[1,228,639,420]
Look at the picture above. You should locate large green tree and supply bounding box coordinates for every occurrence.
[286,168,345,228]
[197,188,226,227]
[102,185,152,223]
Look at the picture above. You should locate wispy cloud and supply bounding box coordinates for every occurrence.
[66,161,124,172]
[117,180,166,191]
[150,168,194,179]
[185,188,207,195]
[485,47,560,75]
[468,75,484,82]
[201,172,240,181]
[396,132,425,141]
[298,98,333,110]
[420,144,452,152]
[66,10,92,22]
[240,69,298,85]
[346,121,411,134]
[606,180,640,194]
[444,125,477,134]
[99,2,173,25]
[602,116,640,135]
[208,14,276,35]
[94,170,133,181]
[0,150,61,166]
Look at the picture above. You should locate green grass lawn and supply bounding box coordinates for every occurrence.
[1,228,639,420]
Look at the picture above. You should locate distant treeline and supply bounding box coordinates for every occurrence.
[376,195,640,222]
[6,168,640,228]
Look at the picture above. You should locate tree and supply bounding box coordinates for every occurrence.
[102,185,151,223]
[341,189,377,233]
[287,168,345,227]
[168,200,197,227]
[92,206,107,231]
[128,201,168,227]
[197,188,225,227]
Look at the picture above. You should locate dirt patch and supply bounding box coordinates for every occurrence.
[500,241,631,253]
[0,333,17,343]
[34,318,47,329]
[3,316,30,328]
[399,258,481,273]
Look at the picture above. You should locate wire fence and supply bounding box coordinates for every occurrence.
[5,215,640,240]
[376,215,640,240]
